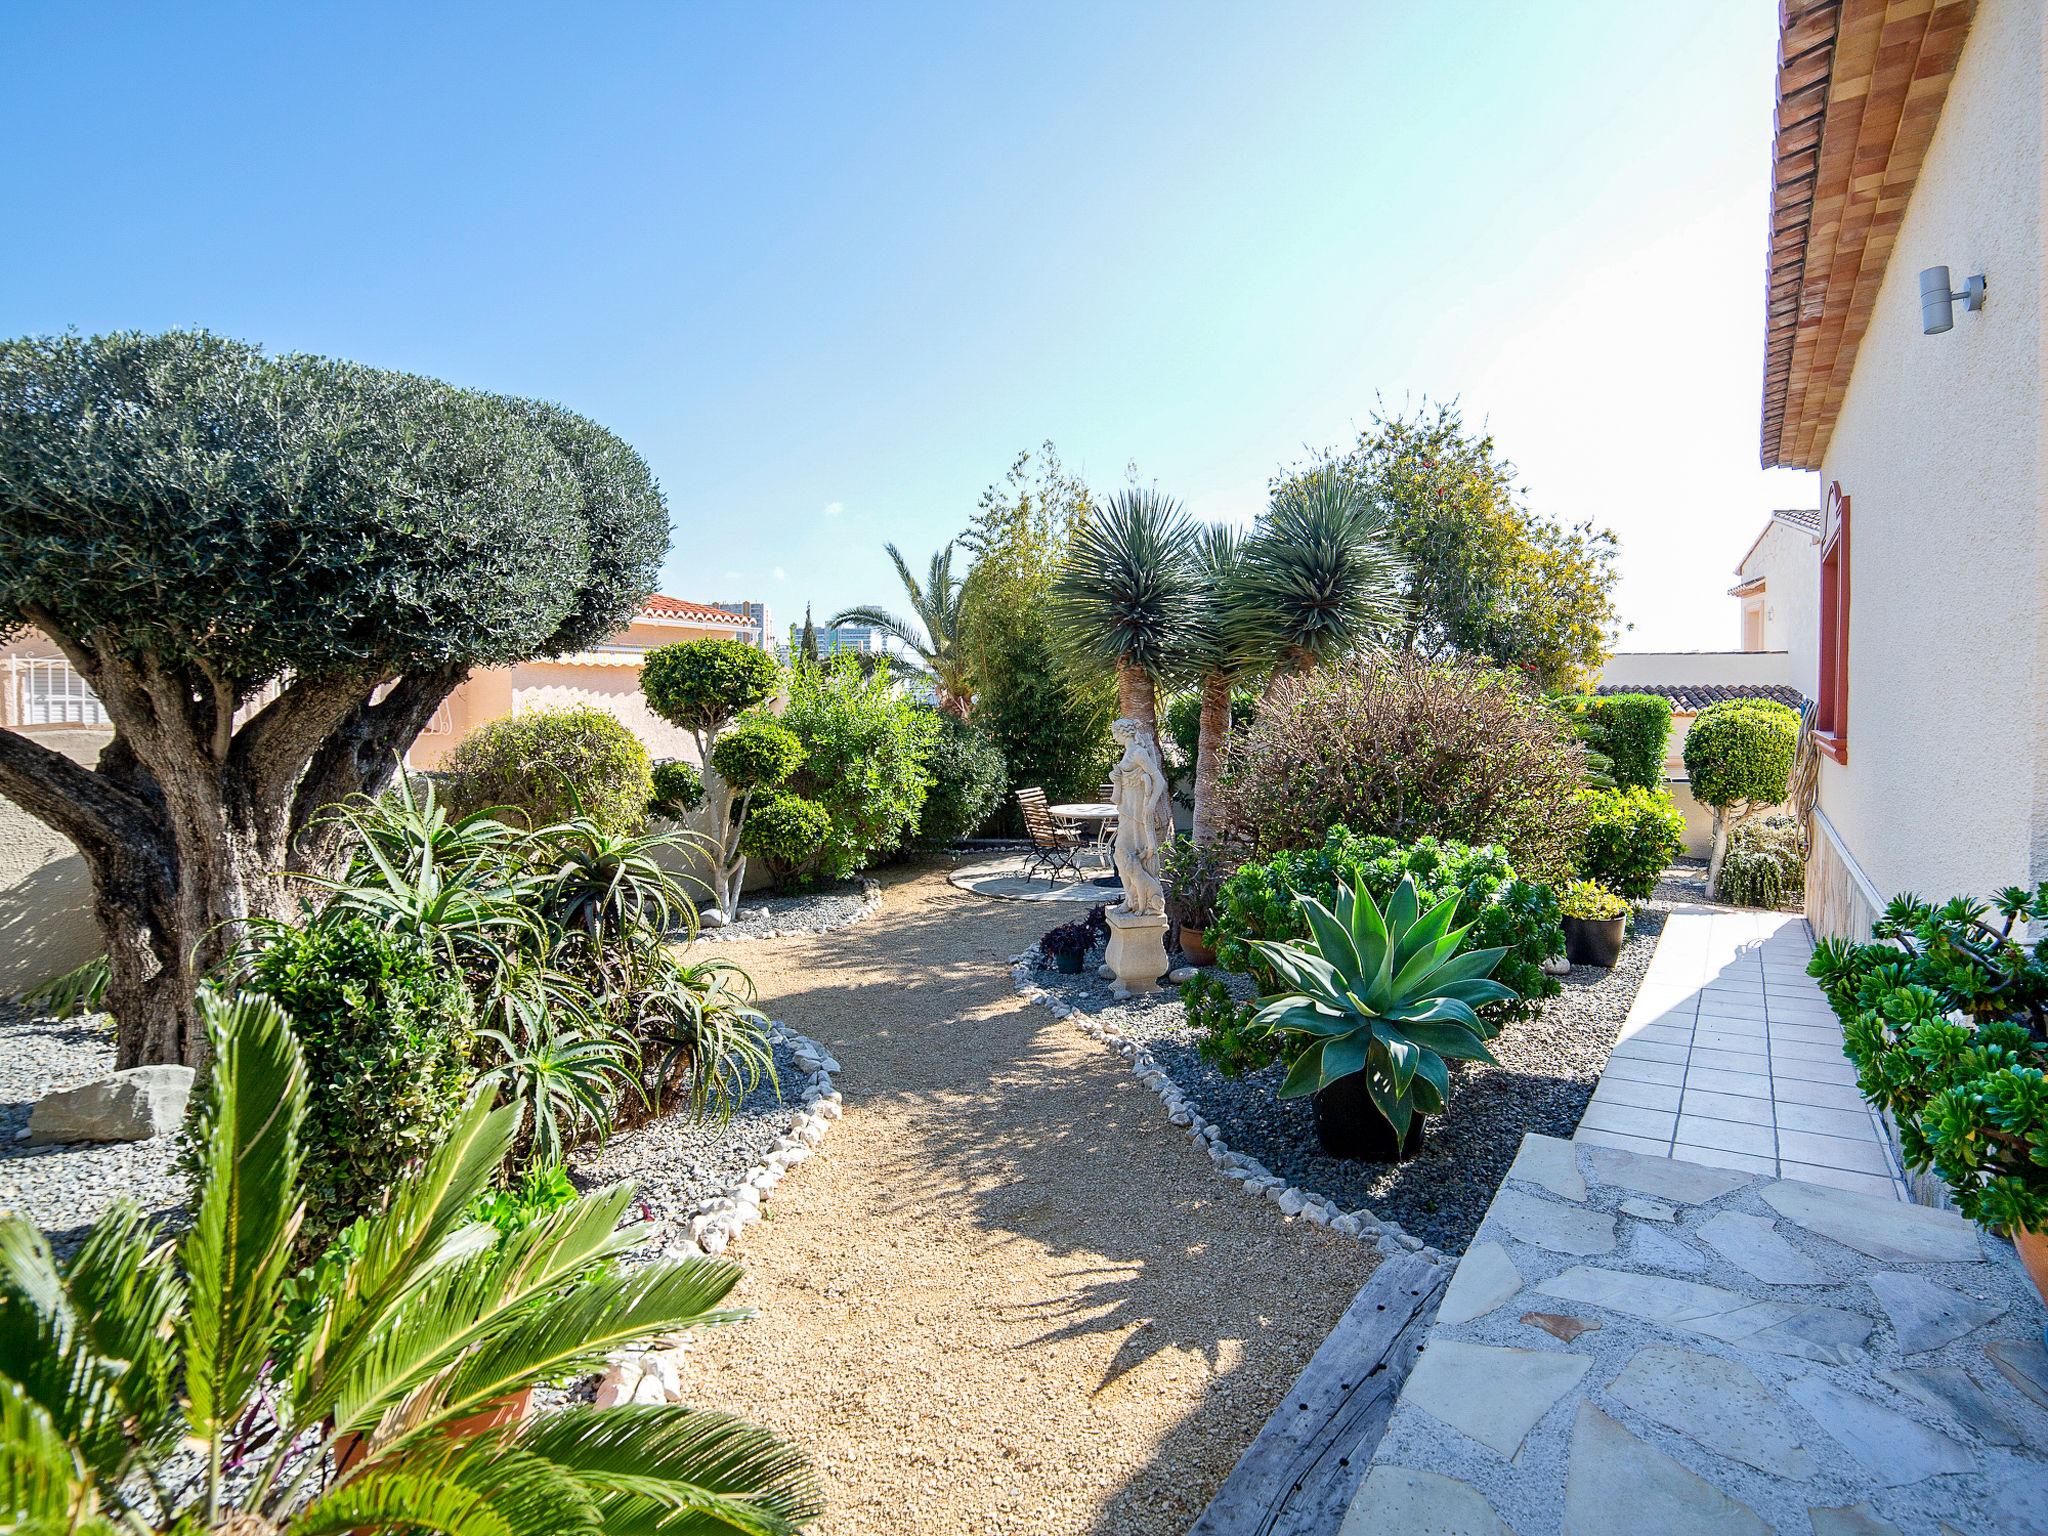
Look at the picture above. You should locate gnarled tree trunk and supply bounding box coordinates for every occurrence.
[1190,673,1233,847]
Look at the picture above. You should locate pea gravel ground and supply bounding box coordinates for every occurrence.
[666,863,1378,1536]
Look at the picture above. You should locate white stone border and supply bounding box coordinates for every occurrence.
[693,877,883,943]
[596,1021,843,1407]
[1009,949,1441,1268]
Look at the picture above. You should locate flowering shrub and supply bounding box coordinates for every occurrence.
[1577,785,1685,900]
[1809,888,2048,1233]
[1214,659,1588,882]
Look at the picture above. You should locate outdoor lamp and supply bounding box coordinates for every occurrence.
[1919,265,1987,334]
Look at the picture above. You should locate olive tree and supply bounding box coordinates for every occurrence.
[0,330,666,1066]
[1683,698,1799,897]
[639,637,784,922]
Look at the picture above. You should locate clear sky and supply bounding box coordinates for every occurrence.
[1,1,1817,654]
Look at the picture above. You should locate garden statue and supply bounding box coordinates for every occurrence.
[1104,717,1173,993]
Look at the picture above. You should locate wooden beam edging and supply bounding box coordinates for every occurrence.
[1187,1251,1449,1536]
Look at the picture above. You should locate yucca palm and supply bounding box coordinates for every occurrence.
[1051,487,1199,743]
[1176,523,1264,845]
[829,542,972,714]
[1238,466,1406,692]
[0,991,818,1535]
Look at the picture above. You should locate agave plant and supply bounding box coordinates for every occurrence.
[1248,872,1517,1138]
[531,813,703,952]
[0,990,819,1534]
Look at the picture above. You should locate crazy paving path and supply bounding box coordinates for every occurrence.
[669,863,1376,1536]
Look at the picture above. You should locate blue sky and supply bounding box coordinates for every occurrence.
[1,2,1816,652]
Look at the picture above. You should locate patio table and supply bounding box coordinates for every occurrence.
[1049,802,1119,883]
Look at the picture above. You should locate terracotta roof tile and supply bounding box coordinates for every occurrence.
[639,595,754,626]
[1596,681,1809,714]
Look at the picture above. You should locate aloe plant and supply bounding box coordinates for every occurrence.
[1248,872,1517,1137]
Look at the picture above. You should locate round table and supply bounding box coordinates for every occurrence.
[1049,803,1119,885]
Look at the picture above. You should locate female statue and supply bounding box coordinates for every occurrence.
[1108,717,1172,917]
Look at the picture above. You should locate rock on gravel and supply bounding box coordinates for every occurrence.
[0,1004,186,1254]
[1033,880,1683,1254]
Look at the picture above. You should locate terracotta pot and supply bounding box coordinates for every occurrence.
[1178,924,1218,967]
[1563,914,1626,969]
[334,1387,533,1473]
[2016,1225,2048,1307]
[1310,1073,1426,1162]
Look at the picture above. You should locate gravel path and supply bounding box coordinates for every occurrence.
[693,878,881,942]
[0,1002,185,1254]
[661,863,1378,1536]
[1028,876,1688,1254]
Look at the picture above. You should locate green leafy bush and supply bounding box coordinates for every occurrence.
[1684,698,1797,812]
[710,715,806,792]
[1577,785,1685,900]
[242,918,476,1247]
[739,791,833,882]
[1164,687,1257,805]
[781,656,940,878]
[1558,879,1629,920]
[442,703,654,836]
[1718,814,1806,909]
[649,759,705,818]
[1579,693,1671,790]
[1810,889,2048,1233]
[1215,659,1588,882]
[1208,828,1562,1025]
[907,711,1008,849]
[640,637,782,745]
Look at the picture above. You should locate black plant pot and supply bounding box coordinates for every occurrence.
[1053,949,1084,974]
[1563,915,1626,969]
[1310,1073,1426,1162]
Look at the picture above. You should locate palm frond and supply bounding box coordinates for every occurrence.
[1052,487,1200,672]
[299,1444,601,1536]
[1237,466,1407,668]
[822,605,932,662]
[0,1379,101,1534]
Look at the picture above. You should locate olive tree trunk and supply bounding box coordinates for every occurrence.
[1190,673,1233,847]
[0,630,462,1067]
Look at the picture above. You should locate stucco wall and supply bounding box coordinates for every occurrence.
[1740,522,1820,699]
[0,729,109,996]
[1813,0,2047,923]
[1598,651,1791,689]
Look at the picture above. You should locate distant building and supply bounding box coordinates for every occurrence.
[818,622,917,662]
[1728,508,1821,697]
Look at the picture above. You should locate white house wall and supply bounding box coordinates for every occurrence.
[1814,0,2046,921]
[1742,522,1820,698]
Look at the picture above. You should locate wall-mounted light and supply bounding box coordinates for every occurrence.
[1920,265,1987,335]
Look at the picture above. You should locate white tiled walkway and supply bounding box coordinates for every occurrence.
[1574,904,1908,1200]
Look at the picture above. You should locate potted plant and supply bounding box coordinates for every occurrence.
[1811,888,2048,1309]
[1559,879,1628,968]
[1163,836,1231,966]
[1248,871,1516,1161]
[1042,918,1095,974]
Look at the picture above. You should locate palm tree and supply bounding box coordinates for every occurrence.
[829,542,971,714]
[0,990,819,1535]
[1237,465,1407,694]
[1052,487,1199,743]
[1178,523,1262,845]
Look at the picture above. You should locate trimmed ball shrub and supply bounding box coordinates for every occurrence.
[1684,699,1798,812]
[709,716,806,794]
[908,712,1008,849]
[244,918,476,1247]
[640,638,781,746]
[781,656,940,879]
[739,791,832,884]
[1215,658,1589,882]
[443,704,654,835]
[1577,786,1686,900]
[1580,693,1672,791]
[648,759,705,819]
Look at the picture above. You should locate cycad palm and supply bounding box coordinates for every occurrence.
[1052,487,1199,740]
[0,991,818,1535]
[829,542,971,714]
[1238,466,1406,688]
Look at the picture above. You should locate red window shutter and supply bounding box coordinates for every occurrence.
[1814,482,1850,763]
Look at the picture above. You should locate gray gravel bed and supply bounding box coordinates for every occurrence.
[689,877,879,942]
[568,1032,808,1225]
[0,1002,186,1254]
[1034,881,1687,1255]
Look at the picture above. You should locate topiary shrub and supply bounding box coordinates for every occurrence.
[1684,698,1798,897]
[709,715,806,794]
[442,704,654,835]
[739,791,832,886]
[1577,785,1686,900]
[1214,658,1589,882]
[243,918,476,1248]
[780,656,941,879]
[908,711,1008,850]
[649,759,705,819]
[1580,693,1672,791]
[1718,814,1806,909]
[640,638,781,754]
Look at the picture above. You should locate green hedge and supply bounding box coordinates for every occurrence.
[1683,698,1798,811]
[1577,786,1686,900]
[908,712,1008,849]
[739,791,832,882]
[1581,693,1672,791]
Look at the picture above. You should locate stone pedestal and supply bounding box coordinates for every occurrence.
[1105,908,1170,996]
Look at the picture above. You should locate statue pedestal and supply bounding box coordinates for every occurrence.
[1104,908,1170,996]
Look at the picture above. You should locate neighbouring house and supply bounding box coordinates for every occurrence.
[1729,507,1822,695]
[407,595,771,770]
[1762,0,2043,938]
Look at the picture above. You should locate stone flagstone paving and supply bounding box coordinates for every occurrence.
[1346,1135,2048,1534]
[1575,904,1908,1199]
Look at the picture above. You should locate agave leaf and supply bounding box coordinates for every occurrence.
[1397,1018,1497,1064]
[1298,895,1362,986]
[1319,1031,1370,1085]
[1276,1041,1328,1100]
[1385,876,1420,939]
[1434,978,1518,1009]
[1362,1040,1413,1137]
[1251,998,1354,1038]
[1421,946,1511,987]
[1380,1033,1420,1097]
[1383,996,1485,1032]
[1391,892,1460,971]
[1411,1052,1450,1113]
[1345,881,1392,990]
[1248,939,1346,999]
